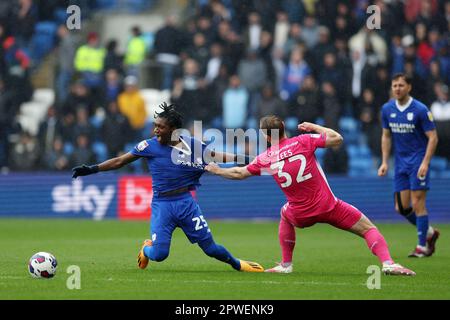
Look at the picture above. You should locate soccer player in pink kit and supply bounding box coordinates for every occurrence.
[206,116,415,276]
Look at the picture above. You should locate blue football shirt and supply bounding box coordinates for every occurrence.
[130,136,210,198]
[381,98,435,168]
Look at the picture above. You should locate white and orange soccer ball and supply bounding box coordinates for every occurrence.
[28,252,58,279]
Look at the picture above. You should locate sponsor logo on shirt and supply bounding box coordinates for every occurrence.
[137,140,149,151]
[407,112,414,121]
[389,122,415,133]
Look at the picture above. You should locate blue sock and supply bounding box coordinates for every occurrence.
[199,239,241,270]
[416,215,429,247]
[405,211,417,225]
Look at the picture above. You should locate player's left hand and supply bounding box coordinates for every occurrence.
[205,162,220,174]
[72,164,99,178]
[417,163,429,180]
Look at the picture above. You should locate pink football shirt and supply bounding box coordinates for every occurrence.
[246,134,337,217]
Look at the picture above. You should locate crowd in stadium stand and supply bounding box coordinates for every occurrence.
[0,0,449,174]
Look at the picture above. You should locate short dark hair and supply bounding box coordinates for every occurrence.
[154,102,183,129]
[391,73,412,85]
[260,115,285,138]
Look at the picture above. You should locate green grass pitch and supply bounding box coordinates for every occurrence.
[0,219,449,299]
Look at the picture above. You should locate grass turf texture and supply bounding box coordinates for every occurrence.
[0,219,449,300]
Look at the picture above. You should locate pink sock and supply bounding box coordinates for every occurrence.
[364,227,393,264]
[279,217,296,264]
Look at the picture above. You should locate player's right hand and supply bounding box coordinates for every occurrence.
[377,163,388,176]
[298,122,316,132]
[72,164,99,178]
[205,162,220,174]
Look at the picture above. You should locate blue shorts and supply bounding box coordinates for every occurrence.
[150,193,212,246]
[394,164,430,192]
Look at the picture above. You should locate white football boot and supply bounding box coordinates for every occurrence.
[265,263,293,273]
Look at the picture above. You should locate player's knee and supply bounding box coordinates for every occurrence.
[150,246,170,262]
[411,198,425,213]
[412,203,425,214]
[398,206,413,216]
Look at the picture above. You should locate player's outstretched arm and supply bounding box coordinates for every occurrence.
[298,122,343,147]
[72,152,140,178]
[205,149,253,166]
[205,163,252,180]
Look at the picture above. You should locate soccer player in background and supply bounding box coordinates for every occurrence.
[206,116,415,276]
[378,73,440,258]
[72,103,264,273]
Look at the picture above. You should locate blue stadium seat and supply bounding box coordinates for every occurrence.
[142,32,155,51]
[53,8,68,25]
[127,0,155,12]
[358,144,372,157]
[246,117,258,129]
[349,157,376,177]
[29,21,58,64]
[35,21,58,35]
[339,117,360,145]
[440,170,450,178]
[315,147,325,166]
[430,157,447,172]
[90,115,104,129]
[284,116,299,132]
[95,0,117,10]
[64,142,74,155]
[92,142,108,162]
[347,145,359,158]
[339,116,358,133]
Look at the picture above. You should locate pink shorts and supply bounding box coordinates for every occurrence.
[281,199,363,230]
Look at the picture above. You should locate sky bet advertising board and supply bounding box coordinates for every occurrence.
[0,173,448,221]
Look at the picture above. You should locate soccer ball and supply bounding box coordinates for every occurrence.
[28,252,58,279]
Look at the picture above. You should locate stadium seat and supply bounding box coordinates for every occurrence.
[29,22,58,64]
[315,147,325,165]
[140,89,171,121]
[358,144,372,157]
[92,142,108,162]
[430,157,448,172]
[142,32,155,51]
[349,157,376,177]
[284,117,299,132]
[53,8,68,25]
[126,0,154,12]
[95,0,117,10]
[440,170,450,178]
[90,114,105,130]
[346,145,359,158]
[18,90,54,135]
[35,21,58,35]
[64,143,74,155]
[339,117,359,133]
[315,117,325,126]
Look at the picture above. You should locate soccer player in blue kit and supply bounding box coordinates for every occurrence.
[72,103,264,272]
[378,73,440,258]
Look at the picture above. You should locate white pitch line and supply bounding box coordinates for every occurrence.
[101,278,357,287]
[0,276,25,280]
[99,277,426,288]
